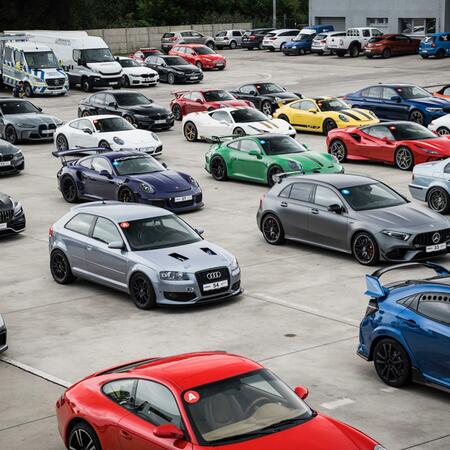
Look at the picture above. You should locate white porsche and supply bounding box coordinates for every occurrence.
[116,56,159,87]
[54,115,163,155]
[182,107,296,141]
[428,114,450,136]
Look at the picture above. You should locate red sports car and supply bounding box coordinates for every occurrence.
[129,48,163,61]
[169,44,226,70]
[327,121,450,170]
[56,351,385,450]
[170,89,253,120]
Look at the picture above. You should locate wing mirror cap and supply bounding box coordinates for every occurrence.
[294,385,309,400]
[328,204,344,214]
[153,424,184,439]
[108,240,125,250]
[195,227,204,235]
[196,98,204,104]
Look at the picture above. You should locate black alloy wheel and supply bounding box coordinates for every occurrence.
[261,100,272,116]
[172,104,182,121]
[183,121,198,142]
[352,232,379,265]
[373,338,411,387]
[130,273,157,309]
[329,139,347,162]
[233,127,246,136]
[382,48,392,58]
[68,422,101,450]
[122,75,130,88]
[61,176,79,203]
[395,147,414,171]
[56,134,69,150]
[82,78,92,92]
[267,166,282,187]
[210,156,228,181]
[262,214,285,245]
[409,109,424,125]
[118,187,135,203]
[427,187,450,214]
[124,115,135,125]
[5,125,18,144]
[323,118,337,135]
[50,250,76,284]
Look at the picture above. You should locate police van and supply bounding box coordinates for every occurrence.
[0,35,69,96]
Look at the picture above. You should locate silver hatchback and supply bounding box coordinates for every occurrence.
[49,202,241,309]
[161,30,215,53]
[214,30,246,49]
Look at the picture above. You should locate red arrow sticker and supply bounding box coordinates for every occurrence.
[184,390,200,404]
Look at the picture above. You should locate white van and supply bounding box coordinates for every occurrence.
[13,31,123,92]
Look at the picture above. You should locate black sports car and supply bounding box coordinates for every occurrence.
[77,90,174,131]
[144,55,203,85]
[0,139,24,175]
[230,82,302,115]
[0,192,26,236]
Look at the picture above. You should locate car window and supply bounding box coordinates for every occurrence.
[79,157,93,169]
[92,93,106,105]
[279,185,292,198]
[289,101,302,110]
[181,32,192,37]
[190,92,203,101]
[417,293,450,325]
[289,183,314,202]
[445,163,450,174]
[210,110,231,123]
[232,31,242,37]
[77,119,94,131]
[300,100,317,111]
[134,380,182,427]
[240,85,256,94]
[362,29,370,37]
[382,87,398,100]
[313,186,343,208]
[92,217,122,244]
[69,119,82,130]
[365,86,383,99]
[65,213,95,236]
[372,29,383,36]
[227,140,241,150]
[239,139,259,153]
[443,87,450,96]
[103,379,136,410]
[364,125,394,140]
[91,157,112,174]
[104,94,116,106]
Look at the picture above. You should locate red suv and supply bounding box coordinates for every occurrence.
[169,44,226,70]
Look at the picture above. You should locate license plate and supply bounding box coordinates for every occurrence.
[0,161,11,166]
[426,243,446,253]
[41,130,54,135]
[0,223,6,229]
[174,195,193,203]
[109,81,119,85]
[216,63,224,67]
[154,119,166,124]
[190,76,199,79]
[203,279,228,292]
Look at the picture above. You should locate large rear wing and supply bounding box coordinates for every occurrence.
[365,261,450,299]
[52,147,110,165]
[205,135,241,144]
[272,170,321,184]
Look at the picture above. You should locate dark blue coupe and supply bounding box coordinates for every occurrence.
[53,149,203,212]
[359,262,450,392]
[344,84,450,126]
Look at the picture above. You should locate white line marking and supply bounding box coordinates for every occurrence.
[380,387,398,393]
[320,398,355,410]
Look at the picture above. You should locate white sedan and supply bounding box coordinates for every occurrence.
[116,56,159,87]
[428,114,450,136]
[182,107,296,141]
[54,115,163,155]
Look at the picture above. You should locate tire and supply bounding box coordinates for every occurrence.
[247,47,254,51]
[196,61,203,70]
[121,75,130,88]
[436,48,446,59]
[233,127,245,136]
[118,187,135,203]
[349,44,360,58]
[24,82,33,97]
[328,139,347,163]
[124,115,135,125]
[323,118,337,135]
[183,121,198,142]
[81,77,92,92]
[409,109,424,125]
[427,187,450,214]
[167,73,175,85]
[258,41,264,50]
[206,41,215,49]
[261,100,272,116]
[55,134,69,150]
[261,214,285,245]
[267,165,283,187]
[299,48,306,55]
[336,50,346,57]
[436,126,450,136]
[278,114,290,123]
[98,140,110,149]
[382,47,392,59]
[395,146,414,171]
[68,421,101,450]
[81,110,91,118]
[230,40,237,49]
[172,104,182,121]
[210,156,228,181]
[421,54,429,59]
[352,231,379,265]
[269,47,275,52]
[4,125,18,144]
[129,273,157,309]
[373,338,411,387]
[60,176,79,203]
[50,250,76,285]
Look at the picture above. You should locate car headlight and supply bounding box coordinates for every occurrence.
[230,257,240,273]
[426,107,442,112]
[140,182,154,193]
[14,151,23,159]
[16,123,34,129]
[381,230,410,241]
[151,132,160,141]
[338,114,350,122]
[288,160,302,170]
[13,201,23,217]
[160,271,189,281]
[417,146,439,154]
[188,176,199,187]
[113,137,125,145]
[0,314,4,328]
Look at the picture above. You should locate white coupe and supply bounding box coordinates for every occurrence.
[182,107,296,141]
[428,114,450,136]
[116,56,159,87]
[54,115,163,155]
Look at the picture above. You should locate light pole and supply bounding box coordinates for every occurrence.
[273,0,277,28]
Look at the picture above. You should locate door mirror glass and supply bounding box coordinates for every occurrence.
[294,385,309,400]
[195,227,204,235]
[390,95,401,103]
[99,169,112,178]
[153,424,184,440]
[108,240,124,250]
[82,128,92,134]
[327,204,343,214]
[248,149,261,156]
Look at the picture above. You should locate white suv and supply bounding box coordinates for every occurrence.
[262,29,300,51]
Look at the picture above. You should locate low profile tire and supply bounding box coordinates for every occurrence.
[50,250,76,285]
[183,121,198,142]
[81,78,92,92]
[24,82,33,97]
[5,125,18,144]
[436,48,446,59]
[210,156,228,181]
[233,127,245,136]
[118,187,135,203]
[382,48,392,59]
[172,104,182,121]
[267,165,282,187]
[427,187,450,214]
[323,118,337,135]
[167,73,175,85]
[436,126,450,136]
[68,421,101,450]
[124,115,135,125]
[81,110,91,118]
[336,50,346,57]
[230,40,237,49]
[261,100,272,116]
[409,109,424,125]
[121,75,130,88]
[373,338,411,387]
[261,214,285,245]
[55,134,69,150]
[329,139,347,163]
[352,231,379,265]
[278,114,290,124]
[98,140,110,149]
[395,147,414,171]
[61,176,79,203]
[129,273,157,309]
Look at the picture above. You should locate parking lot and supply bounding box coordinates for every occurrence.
[1,49,449,449]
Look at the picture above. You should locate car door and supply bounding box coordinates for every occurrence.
[187,91,206,113]
[236,84,257,104]
[290,100,322,132]
[359,86,384,117]
[118,379,186,450]
[190,31,204,45]
[84,156,116,199]
[103,93,121,117]
[207,110,233,137]
[69,118,96,148]
[362,125,396,163]
[180,31,193,44]
[231,138,266,181]
[307,185,349,251]
[88,93,106,114]
[379,87,409,120]
[233,30,243,45]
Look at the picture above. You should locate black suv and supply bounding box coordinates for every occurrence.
[241,28,275,50]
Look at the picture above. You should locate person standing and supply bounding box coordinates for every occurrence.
[13,81,25,98]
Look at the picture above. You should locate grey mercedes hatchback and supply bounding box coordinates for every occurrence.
[49,202,241,308]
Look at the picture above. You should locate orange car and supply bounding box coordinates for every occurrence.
[434,85,450,98]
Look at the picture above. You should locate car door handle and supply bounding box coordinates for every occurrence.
[311,208,319,215]
[120,430,132,440]
[280,201,288,207]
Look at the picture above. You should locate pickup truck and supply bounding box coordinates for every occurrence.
[327,27,383,57]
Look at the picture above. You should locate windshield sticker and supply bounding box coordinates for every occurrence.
[184,390,200,404]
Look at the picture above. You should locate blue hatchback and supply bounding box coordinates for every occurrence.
[358,262,450,391]
[345,83,450,126]
[420,32,450,58]
[282,25,334,55]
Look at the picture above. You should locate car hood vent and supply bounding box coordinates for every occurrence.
[169,253,189,261]
[201,247,217,255]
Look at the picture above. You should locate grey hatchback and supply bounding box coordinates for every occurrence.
[257,174,450,265]
[49,202,241,308]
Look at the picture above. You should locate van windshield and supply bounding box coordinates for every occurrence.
[80,48,114,63]
[25,51,58,69]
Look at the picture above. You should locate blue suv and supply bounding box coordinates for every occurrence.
[358,262,450,392]
[420,32,450,59]
[345,83,450,125]
[283,25,334,55]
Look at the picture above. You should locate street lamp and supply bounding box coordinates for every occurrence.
[273,0,277,28]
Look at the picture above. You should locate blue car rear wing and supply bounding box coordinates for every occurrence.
[365,261,450,299]
[52,147,111,165]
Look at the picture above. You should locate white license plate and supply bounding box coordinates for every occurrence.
[41,130,54,135]
[0,161,11,166]
[154,119,166,124]
[174,195,192,203]
[0,223,6,229]
[190,76,199,79]
[109,81,119,85]
[426,243,446,253]
[203,279,228,292]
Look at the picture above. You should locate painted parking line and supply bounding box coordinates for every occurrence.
[320,398,355,410]
[380,387,398,393]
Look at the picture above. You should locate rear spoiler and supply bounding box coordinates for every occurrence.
[171,90,189,98]
[52,147,110,165]
[365,261,450,299]
[277,98,300,108]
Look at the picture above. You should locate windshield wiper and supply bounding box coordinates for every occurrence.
[260,415,308,432]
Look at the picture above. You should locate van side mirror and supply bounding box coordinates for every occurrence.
[294,386,309,400]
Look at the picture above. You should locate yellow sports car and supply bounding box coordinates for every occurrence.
[273,97,379,135]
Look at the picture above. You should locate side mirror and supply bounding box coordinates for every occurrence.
[82,128,92,134]
[195,98,203,104]
[153,424,184,440]
[390,95,401,103]
[108,102,117,108]
[195,227,204,235]
[77,58,85,66]
[308,108,317,114]
[248,149,261,157]
[328,204,343,214]
[161,162,168,168]
[99,169,112,178]
[108,240,124,250]
[294,385,309,400]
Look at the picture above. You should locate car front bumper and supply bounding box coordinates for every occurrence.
[138,191,203,213]
[175,72,204,83]
[134,116,174,131]
[127,74,159,86]
[0,156,24,174]
[282,47,302,55]
[0,210,26,236]
[90,76,122,88]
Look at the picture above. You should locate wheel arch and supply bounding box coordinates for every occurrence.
[350,40,361,49]
[259,209,281,231]
[127,265,158,291]
[65,417,94,447]
[349,228,378,253]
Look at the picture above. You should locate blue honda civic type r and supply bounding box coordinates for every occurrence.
[53,148,203,212]
[358,262,450,392]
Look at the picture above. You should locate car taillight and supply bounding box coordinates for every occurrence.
[431,43,436,47]
[321,40,326,44]
[250,35,256,40]
[259,194,265,207]
[365,298,379,317]
[223,36,229,40]
[49,226,54,237]
[269,37,277,40]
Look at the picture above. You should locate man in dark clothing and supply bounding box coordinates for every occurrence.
[13,81,25,98]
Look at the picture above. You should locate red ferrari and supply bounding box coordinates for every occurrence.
[56,351,385,450]
[170,89,253,120]
[327,121,450,170]
[169,44,226,70]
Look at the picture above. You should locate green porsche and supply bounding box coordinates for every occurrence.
[204,134,344,186]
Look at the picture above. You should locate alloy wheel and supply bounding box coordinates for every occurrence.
[409,110,424,125]
[184,122,197,141]
[131,275,151,307]
[263,216,281,243]
[323,119,337,135]
[395,147,413,170]
[62,177,77,202]
[329,140,346,162]
[353,233,377,264]
[5,126,17,144]
[437,126,450,136]
[429,188,448,213]
[261,101,272,115]
[56,134,68,150]
[374,340,410,386]
[267,166,282,186]
[172,104,182,120]
[68,428,96,450]
[119,188,134,202]
[51,253,67,281]
[211,157,226,180]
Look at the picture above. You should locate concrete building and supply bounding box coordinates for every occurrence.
[309,0,450,35]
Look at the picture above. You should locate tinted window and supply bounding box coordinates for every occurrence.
[164,56,187,66]
[386,122,436,140]
[445,163,450,174]
[314,186,343,208]
[259,136,306,155]
[232,31,242,37]
[364,126,394,139]
[210,110,231,123]
[363,29,370,37]
[91,157,112,173]
[289,183,314,202]
[115,93,152,106]
[0,100,40,115]
[418,294,450,325]
[103,379,136,410]
[65,213,95,236]
[230,108,267,123]
[162,33,175,38]
[203,90,234,102]
[92,217,122,244]
[240,85,256,94]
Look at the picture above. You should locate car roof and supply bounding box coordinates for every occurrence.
[86,150,149,161]
[285,173,377,188]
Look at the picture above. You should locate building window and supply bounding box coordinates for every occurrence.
[399,18,436,35]
[367,18,388,27]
